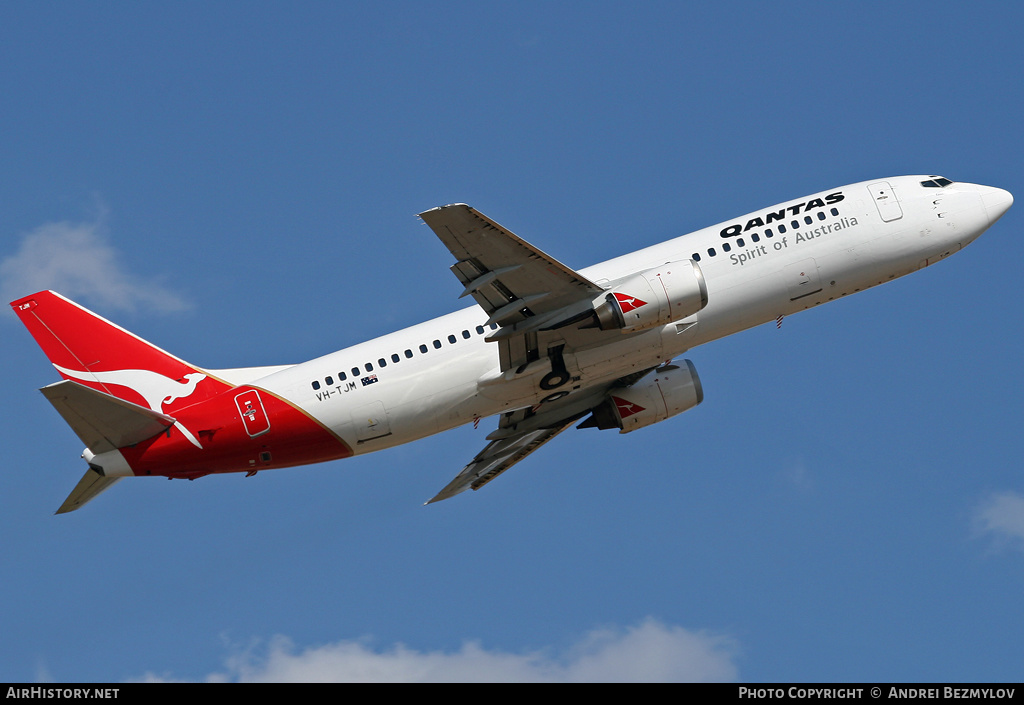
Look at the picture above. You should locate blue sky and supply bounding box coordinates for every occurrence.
[1,1,1022,682]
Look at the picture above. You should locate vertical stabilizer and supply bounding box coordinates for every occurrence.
[10,291,230,416]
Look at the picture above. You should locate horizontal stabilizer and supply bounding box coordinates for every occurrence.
[56,468,122,514]
[40,380,175,454]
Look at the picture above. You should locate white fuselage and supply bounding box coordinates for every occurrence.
[227,176,1009,455]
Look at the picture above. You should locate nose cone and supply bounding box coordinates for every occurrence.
[980,185,1013,225]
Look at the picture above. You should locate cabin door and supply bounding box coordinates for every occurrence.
[868,181,903,222]
[235,390,271,438]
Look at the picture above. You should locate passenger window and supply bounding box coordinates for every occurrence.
[462,330,471,339]
[737,238,744,247]
[351,367,360,377]
[765,228,774,238]
[433,340,442,349]
[723,242,731,252]
[817,211,826,220]
[779,224,787,233]
[448,334,456,344]
[804,216,813,225]
[405,349,413,358]
[419,344,428,354]
[830,208,839,216]
[325,376,333,386]
[311,380,321,390]
[476,325,485,335]
[365,362,374,372]
[392,353,400,363]
[339,371,347,381]
[378,358,387,367]
[692,252,701,261]
[791,220,799,229]
[751,233,760,243]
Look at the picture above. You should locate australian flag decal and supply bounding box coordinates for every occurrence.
[361,374,378,387]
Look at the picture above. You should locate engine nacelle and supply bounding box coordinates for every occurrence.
[580,360,704,433]
[589,260,708,332]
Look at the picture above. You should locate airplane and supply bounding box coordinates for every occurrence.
[10,175,1013,513]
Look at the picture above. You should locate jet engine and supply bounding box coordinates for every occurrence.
[586,260,708,333]
[579,360,704,433]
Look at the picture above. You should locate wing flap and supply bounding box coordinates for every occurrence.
[40,380,176,454]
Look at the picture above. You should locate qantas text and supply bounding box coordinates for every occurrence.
[720,192,845,238]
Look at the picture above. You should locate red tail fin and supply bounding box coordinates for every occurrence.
[10,291,230,415]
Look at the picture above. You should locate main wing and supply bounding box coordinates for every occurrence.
[425,379,638,503]
[426,421,575,504]
[419,204,606,372]
[418,204,603,323]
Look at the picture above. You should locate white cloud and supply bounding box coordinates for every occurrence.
[1,218,188,313]
[974,491,1024,551]
[140,619,739,683]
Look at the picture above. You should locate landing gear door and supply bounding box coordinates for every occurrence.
[868,181,903,222]
[235,389,271,438]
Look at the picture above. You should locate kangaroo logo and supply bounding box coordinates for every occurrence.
[612,396,645,419]
[54,365,207,449]
[613,292,648,313]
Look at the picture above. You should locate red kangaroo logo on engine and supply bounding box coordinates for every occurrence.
[612,396,645,419]
[613,292,647,313]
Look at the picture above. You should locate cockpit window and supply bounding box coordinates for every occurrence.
[921,176,953,188]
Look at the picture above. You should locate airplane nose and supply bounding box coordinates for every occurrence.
[979,185,1013,225]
